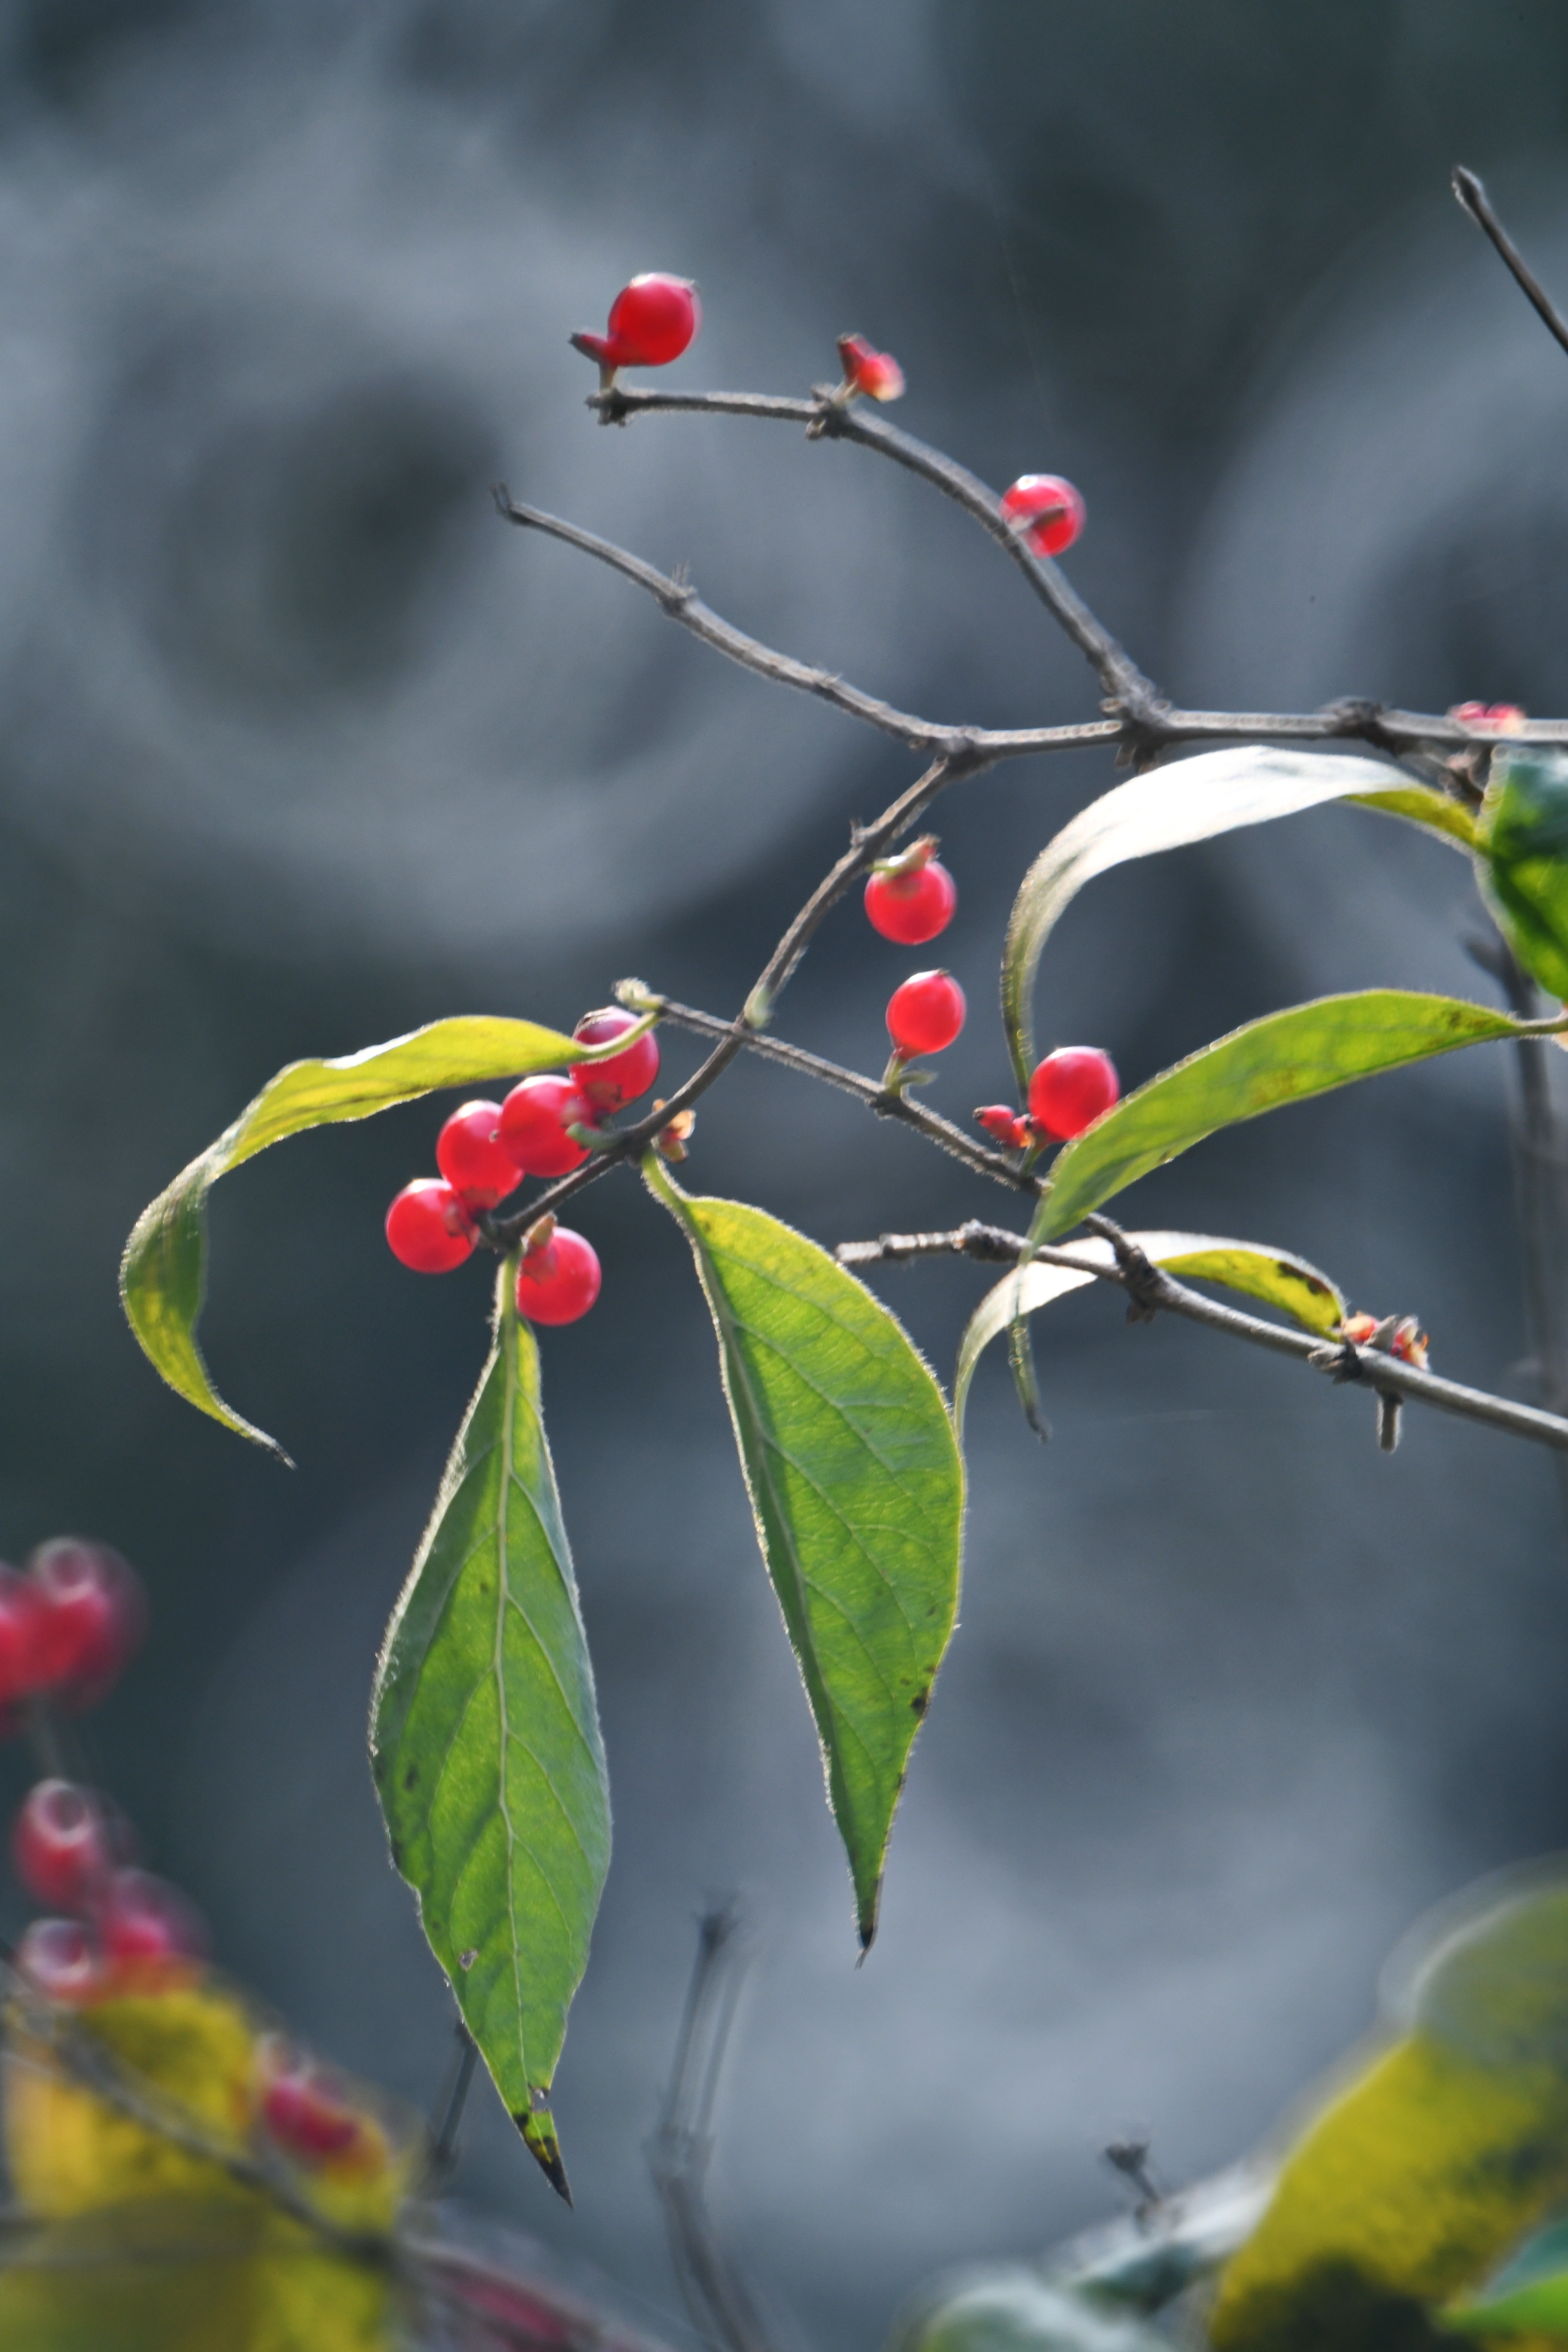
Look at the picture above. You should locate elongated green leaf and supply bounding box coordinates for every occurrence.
[120,1012,650,1459]
[369,1263,610,2200]
[1034,991,1530,1243]
[953,1230,1345,1430]
[1001,747,1472,1088]
[645,1159,963,1947]
[1478,748,1568,1003]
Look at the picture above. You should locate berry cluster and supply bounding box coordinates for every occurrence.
[0,1538,145,1734]
[385,1008,662,1325]
[975,1048,1121,1152]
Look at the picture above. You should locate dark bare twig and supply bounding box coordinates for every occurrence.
[426,2019,480,2188]
[1453,166,1568,362]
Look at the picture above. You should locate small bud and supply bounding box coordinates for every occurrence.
[523,1214,558,1258]
[1450,700,1526,734]
[872,835,939,880]
[975,1105,1023,1149]
[652,1102,696,1163]
[836,334,906,403]
[1389,1317,1429,1370]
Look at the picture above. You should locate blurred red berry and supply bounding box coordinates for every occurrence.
[256,2033,365,2163]
[436,1102,525,1210]
[385,1179,475,1273]
[1027,1047,1120,1140]
[865,840,956,945]
[96,1867,209,1974]
[887,971,966,1059]
[13,1781,128,1914]
[28,1540,147,1711]
[571,274,700,374]
[1000,473,1086,559]
[1449,700,1525,734]
[498,1076,593,1178]
[0,1566,47,1729]
[836,334,905,403]
[571,1009,659,1112]
[17,1916,106,2004]
[516,1221,602,1326]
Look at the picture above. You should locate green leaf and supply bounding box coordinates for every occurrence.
[1446,2218,1568,2335]
[645,1158,963,1947]
[119,1012,650,1459]
[953,1230,1345,1432]
[1033,991,1529,1244]
[1478,748,1568,1002]
[369,1263,610,2201]
[1000,747,1471,1090]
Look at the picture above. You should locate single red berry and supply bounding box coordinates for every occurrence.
[385,1179,475,1274]
[1027,1047,1120,1140]
[13,1781,128,1914]
[571,1008,659,1113]
[0,1565,47,1728]
[96,1866,210,1974]
[28,1540,147,1711]
[516,1222,602,1326]
[1449,700,1525,734]
[837,334,906,403]
[256,2033,365,2162]
[436,1102,525,1210]
[498,1076,593,1178]
[865,848,956,946]
[17,1916,107,2004]
[1000,473,1086,559]
[975,1105,1023,1147]
[887,970,966,1059]
[572,274,700,374]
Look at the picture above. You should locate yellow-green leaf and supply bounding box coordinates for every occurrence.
[1477,748,1568,1004]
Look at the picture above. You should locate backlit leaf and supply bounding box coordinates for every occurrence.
[1000,747,1472,1089]
[119,1011,651,1459]
[1478,747,1568,1004]
[1032,991,1528,1243]
[1446,2218,1568,2335]
[646,1159,963,1948]
[370,1263,610,2200]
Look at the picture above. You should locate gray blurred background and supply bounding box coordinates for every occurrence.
[2,2,1568,2345]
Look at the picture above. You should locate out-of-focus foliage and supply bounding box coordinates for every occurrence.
[1478,750,1568,1006]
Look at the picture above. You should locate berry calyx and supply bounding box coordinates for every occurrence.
[571,1008,659,1113]
[1000,473,1086,560]
[28,1540,147,1711]
[1027,1047,1120,1140]
[836,334,905,403]
[974,1105,1032,1150]
[516,1218,602,1326]
[13,1781,127,1914]
[96,1866,210,1977]
[498,1076,593,1179]
[865,838,956,945]
[436,1102,525,1211]
[256,2034,366,2164]
[385,1180,476,1274]
[17,1917,106,2004]
[886,970,966,1060]
[571,275,700,384]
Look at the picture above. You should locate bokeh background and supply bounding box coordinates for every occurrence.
[2,3,1568,2345]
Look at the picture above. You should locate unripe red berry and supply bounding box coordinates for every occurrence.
[837,334,905,403]
[865,842,956,945]
[572,274,700,373]
[17,1916,107,2004]
[0,1565,47,1728]
[255,2033,365,2163]
[887,970,966,1059]
[96,1866,209,1976]
[975,1105,1023,1148]
[1027,1047,1120,1140]
[571,1008,659,1113]
[28,1540,147,1711]
[13,1781,128,1914]
[498,1076,593,1178]
[436,1102,525,1210]
[1000,473,1086,559]
[516,1222,601,1326]
[385,1179,475,1273]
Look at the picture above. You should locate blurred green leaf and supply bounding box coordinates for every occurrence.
[1446,2218,1568,2335]
[646,1160,963,1947]
[1000,747,1470,1090]
[890,2270,1172,2352]
[1033,991,1527,1243]
[370,1263,610,2200]
[953,1230,1345,1431]
[1478,748,1568,1003]
[119,1012,648,1458]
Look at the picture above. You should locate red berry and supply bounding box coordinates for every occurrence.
[436,1102,524,1210]
[1449,700,1525,734]
[837,334,905,403]
[1000,473,1086,559]
[975,1105,1023,1148]
[385,1179,475,1273]
[0,1566,47,1728]
[498,1076,593,1178]
[887,970,966,1059]
[865,846,956,945]
[28,1540,147,1710]
[516,1222,601,1326]
[13,1781,128,1914]
[256,2033,365,2162]
[1027,1047,1120,1140]
[573,274,700,373]
[17,1916,107,2004]
[571,1008,659,1113]
[96,1867,209,1974]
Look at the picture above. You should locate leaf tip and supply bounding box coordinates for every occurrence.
[519,2106,573,2204]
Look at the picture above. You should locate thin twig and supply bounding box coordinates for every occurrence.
[425,2019,479,2187]
[1453,166,1568,361]
[835,1219,1568,1455]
